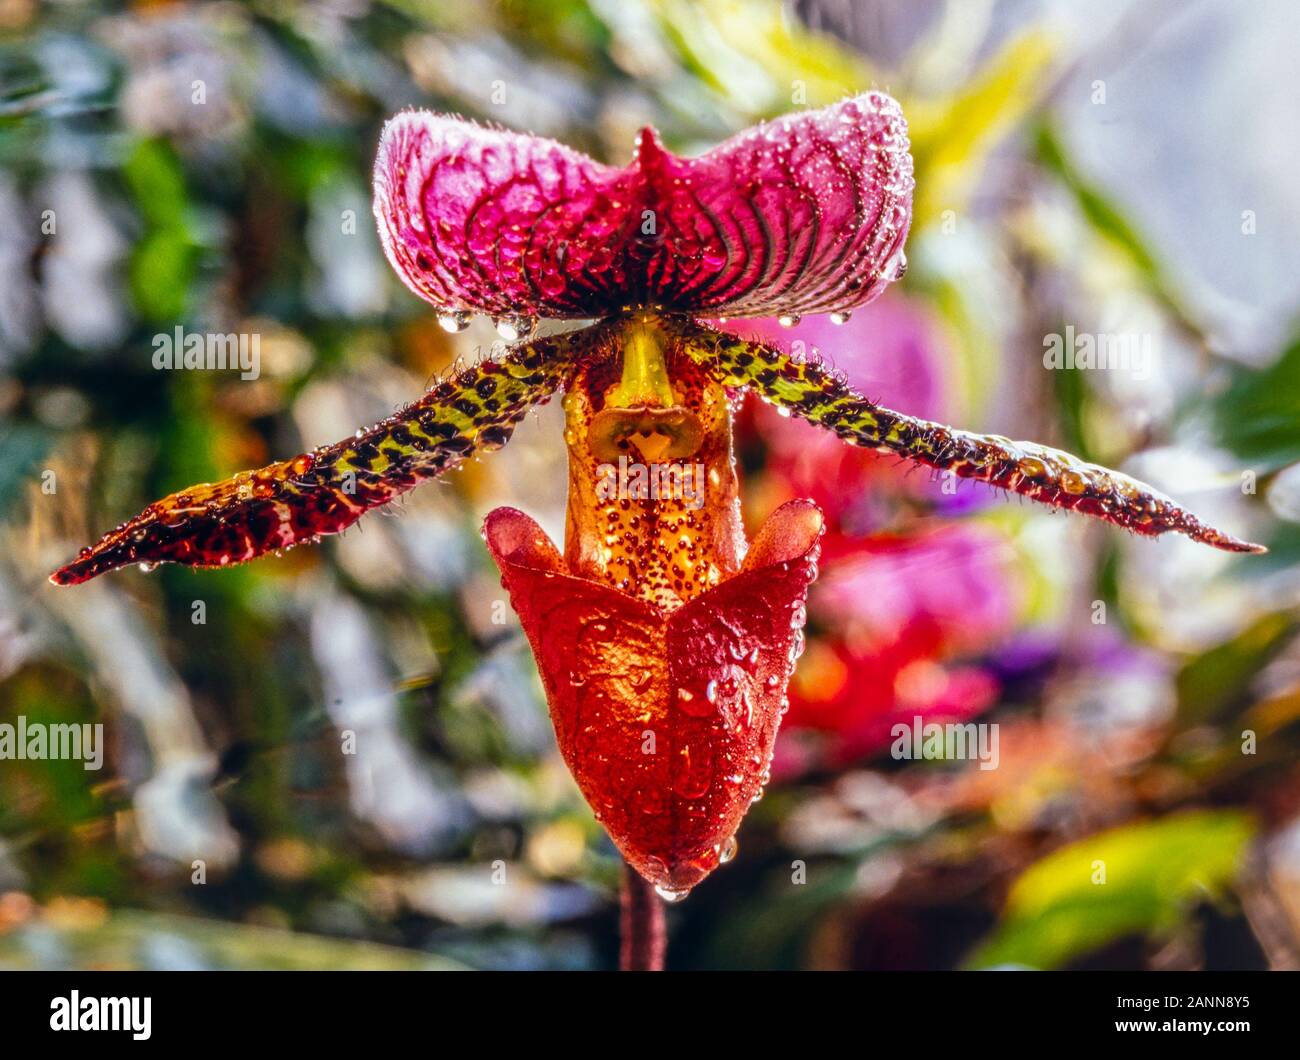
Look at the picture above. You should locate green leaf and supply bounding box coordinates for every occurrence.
[129,229,198,322]
[1175,612,1295,725]
[1213,333,1300,473]
[122,138,198,322]
[908,31,1057,228]
[1033,121,1209,340]
[965,810,1255,969]
[1034,123,1165,284]
[651,0,869,117]
[1237,521,1300,577]
[697,859,861,970]
[122,138,190,230]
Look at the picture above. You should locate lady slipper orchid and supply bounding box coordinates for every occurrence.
[51,94,1263,916]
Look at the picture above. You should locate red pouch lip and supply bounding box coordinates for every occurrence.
[484,500,823,897]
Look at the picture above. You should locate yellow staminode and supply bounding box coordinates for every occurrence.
[607,315,678,410]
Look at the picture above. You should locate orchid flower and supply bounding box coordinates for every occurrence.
[51,94,1262,956]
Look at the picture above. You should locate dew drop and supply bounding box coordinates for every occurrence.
[720,836,738,864]
[137,561,158,573]
[654,885,690,903]
[676,686,714,718]
[829,310,853,325]
[777,313,801,328]
[878,249,908,282]
[493,315,536,342]
[674,742,712,798]
[437,310,472,333]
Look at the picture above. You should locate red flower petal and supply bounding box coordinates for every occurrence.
[374,94,912,322]
[484,500,823,896]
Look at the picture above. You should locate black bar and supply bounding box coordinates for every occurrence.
[0,970,1292,1046]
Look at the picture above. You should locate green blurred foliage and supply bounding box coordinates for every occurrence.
[967,812,1255,969]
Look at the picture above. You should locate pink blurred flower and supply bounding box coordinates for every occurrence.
[777,524,1020,769]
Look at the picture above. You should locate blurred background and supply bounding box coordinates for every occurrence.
[1,0,1299,971]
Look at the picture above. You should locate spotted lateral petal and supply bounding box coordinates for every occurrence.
[50,337,579,586]
[373,92,913,322]
[683,323,1265,554]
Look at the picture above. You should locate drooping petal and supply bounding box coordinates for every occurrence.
[373,93,913,322]
[50,336,579,585]
[484,500,823,896]
[682,322,1266,553]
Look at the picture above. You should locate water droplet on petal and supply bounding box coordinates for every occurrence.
[654,885,690,903]
[829,310,853,325]
[720,836,738,864]
[676,686,713,718]
[494,315,536,342]
[674,741,712,797]
[438,310,472,333]
[878,249,908,282]
[137,561,158,573]
[777,313,801,328]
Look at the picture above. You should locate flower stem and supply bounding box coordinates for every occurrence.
[619,863,666,971]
